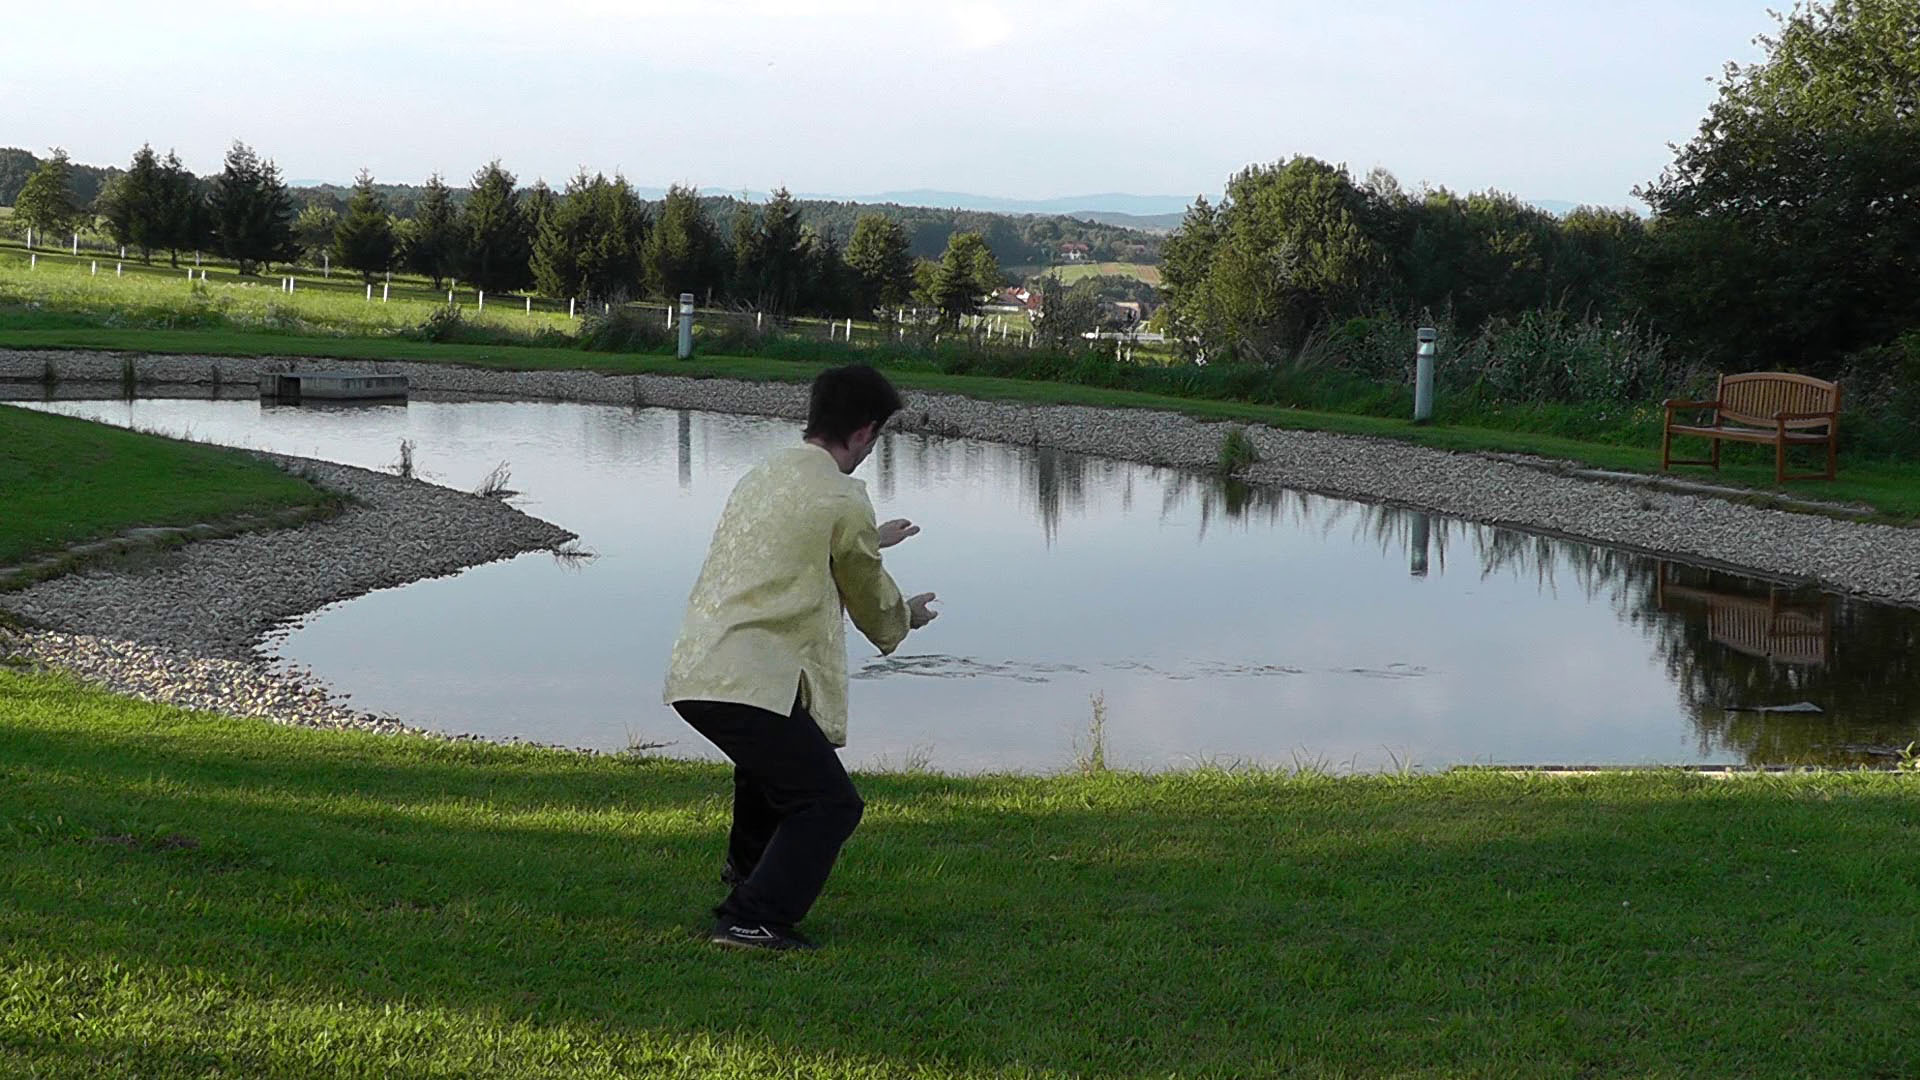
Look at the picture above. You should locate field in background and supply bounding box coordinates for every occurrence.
[1010,261,1163,286]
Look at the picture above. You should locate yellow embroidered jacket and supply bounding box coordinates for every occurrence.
[663,444,910,745]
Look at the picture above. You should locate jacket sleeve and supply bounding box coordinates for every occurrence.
[831,492,911,655]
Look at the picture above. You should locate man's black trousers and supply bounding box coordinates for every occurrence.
[672,697,865,930]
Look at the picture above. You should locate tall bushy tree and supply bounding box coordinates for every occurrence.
[408,173,462,289]
[157,152,208,267]
[461,160,532,292]
[332,169,395,281]
[293,204,339,265]
[13,148,81,240]
[209,141,296,275]
[931,231,997,323]
[798,226,855,317]
[1636,0,1920,375]
[731,188,807,313]
[644,184,725,302]
[844,213,915,316]
[531,171,648,301]
[99,145,166,260]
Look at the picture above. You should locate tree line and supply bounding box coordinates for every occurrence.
[7,142,1008,322]
[1160,0,1919,407]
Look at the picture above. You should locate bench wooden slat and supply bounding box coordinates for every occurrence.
[1660,371,1840,485]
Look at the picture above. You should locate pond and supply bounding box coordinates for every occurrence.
[17,393,1920,772]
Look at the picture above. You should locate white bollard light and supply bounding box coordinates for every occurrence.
[90,260,97,275]
[29,253,35,269]
[1414,327,1437,424]
[323,253,330,277]
[24,227,32,249]
[119,245,125,258]
[478,290,485,310]
[448,289,454,304]
[116,262,123,276]
[71,233,78,255]
[677,292,695,358]
[366,284,373,301]
[525,296,531,314]
[383,283,389,302]
[568,298,576,318]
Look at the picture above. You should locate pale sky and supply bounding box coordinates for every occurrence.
[4,0,1774,209]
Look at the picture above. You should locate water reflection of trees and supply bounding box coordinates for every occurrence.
[681,418,1920,766]
[1010,447,1920,767]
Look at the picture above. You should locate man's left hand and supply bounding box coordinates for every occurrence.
[878,518,921,549]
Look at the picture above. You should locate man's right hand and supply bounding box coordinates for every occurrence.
[908,592,939,629]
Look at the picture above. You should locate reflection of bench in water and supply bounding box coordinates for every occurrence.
[1655,564,1831,666]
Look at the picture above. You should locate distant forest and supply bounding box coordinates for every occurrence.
[0,148,1161,268]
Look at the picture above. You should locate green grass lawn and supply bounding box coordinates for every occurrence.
[0,403,331,568]
[7,322,1918,520]
[1,668,1917,1077]
[1008,261,1164,287]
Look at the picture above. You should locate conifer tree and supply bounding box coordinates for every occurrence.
[208,141,296,275]
[332,169,395,282]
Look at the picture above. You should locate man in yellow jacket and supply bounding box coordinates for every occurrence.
[665,364,938,951]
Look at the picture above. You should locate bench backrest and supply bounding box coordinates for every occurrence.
[1717,372,1841,429]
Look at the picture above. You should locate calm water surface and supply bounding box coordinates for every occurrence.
[20,394,1920,772]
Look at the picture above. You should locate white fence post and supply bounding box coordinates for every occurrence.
[323,252,330,278]
[525,296,531,314]
[24,227,31,250]
[383,283,390,302]
[366,283,373,302]
[568,297,576,318]
[71,233,78,255]
[478,290,485,310]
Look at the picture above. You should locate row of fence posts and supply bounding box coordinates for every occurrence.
[7,237,1126,364]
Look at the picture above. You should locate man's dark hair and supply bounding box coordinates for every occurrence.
[805,364,904,445]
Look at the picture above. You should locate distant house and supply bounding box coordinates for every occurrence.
[1057,241,1091,263]
[1105,300,1146,325]
[993,286,1042,314]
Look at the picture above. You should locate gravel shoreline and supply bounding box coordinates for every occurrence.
[3,347,1918,744]
[1,446,575,740]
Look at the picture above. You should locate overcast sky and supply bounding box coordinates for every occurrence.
[5,0,1775,208]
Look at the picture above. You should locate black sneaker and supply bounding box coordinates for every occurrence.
[709,920,817,952]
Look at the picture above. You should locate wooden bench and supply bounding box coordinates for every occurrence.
[1661,372,1841,485]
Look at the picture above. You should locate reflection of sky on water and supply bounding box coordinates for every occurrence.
[16,396,1920,772]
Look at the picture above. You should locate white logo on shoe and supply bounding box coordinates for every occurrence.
[730,924,776,941]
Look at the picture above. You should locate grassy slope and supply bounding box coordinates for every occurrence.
[0,403,329,566]
[1,669,1917,1078]
[1007,261,1164,286]
[6,324,1918,518]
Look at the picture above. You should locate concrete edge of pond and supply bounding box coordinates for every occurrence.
[4,347,1918,613]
